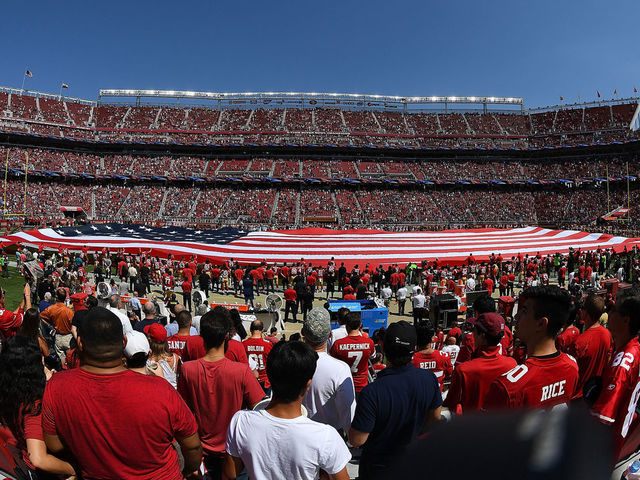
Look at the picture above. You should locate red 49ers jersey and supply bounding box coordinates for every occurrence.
[243,337,273,388]
[591,338,640,459]
[330,335,375,392]
[411,350,452,391]
[485,352,579,409]
[556,326,580,354]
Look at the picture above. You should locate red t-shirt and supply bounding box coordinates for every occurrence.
[330,335,375,392]
[211,268,220,279]
[234,268,244,282]
[177,358,264,455]
[499,275,509,288]
[185,337,249,364]
[265,269,274,280]
[344,293,356,300]
[181,280,192,293]
[485,352,579,409]
[411,350,452,391]
[0,308,23,338]
[167,334,190,358]
[570,325,613,399]
[284,288,297,302]
[182,268,194,283]
[482,278,494,292]
[42,368,197,480]
[306,275,316,286]
[243,337,273,387]
[591,338,640,459]
[280,266,290,279]
[19,404,45,470]
[556,326,580,354]
[444,346,517,412]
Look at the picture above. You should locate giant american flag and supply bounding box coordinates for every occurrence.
[2,224,640,267]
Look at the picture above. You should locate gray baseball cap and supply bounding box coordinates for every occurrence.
[302,307,332,344]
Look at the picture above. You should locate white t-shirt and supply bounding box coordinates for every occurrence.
[381,287,392,299]
[226,409,351,480]
[396,287,408,300]
[411,294,426,309]
[302,352,356,433]
[327,325,348,351]
[465,277,476,292]
[106,305,133,335]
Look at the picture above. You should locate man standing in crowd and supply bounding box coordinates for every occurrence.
[167,310,196,359]
[485,286,579,409]
[243,319,274,394]
[225,341,351,480]
[41,287,73,364]
[350,321,442,479]
[284,285,297,323]
[134,301,159,333]
[302,308,356,435]
[178,308,264,480]
[181,276,193,312]
[444,312,517,412]
[411,321,453,392]
[327,307,350,351]
[571,294,613,401]
[411,287,426,324]
[330,312,376,396]
[396,283,408,316]
[556,302,581,354]
[106,294,134,335]
[591,292,640,459]
[41,307,202,479]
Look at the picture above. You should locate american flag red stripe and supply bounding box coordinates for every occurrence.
[3,226,639,267]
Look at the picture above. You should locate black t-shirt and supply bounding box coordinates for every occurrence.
[140,265,150,280]
[352,365,442,473]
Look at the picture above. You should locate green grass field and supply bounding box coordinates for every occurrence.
[0,269,31,310]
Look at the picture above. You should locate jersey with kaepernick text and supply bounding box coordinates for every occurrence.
[243,337,273,388]
[484,352,579,409]
[411,350,452,391]
[591,338,640,459]
[330,335,375,392]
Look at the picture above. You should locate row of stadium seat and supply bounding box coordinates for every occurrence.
[1,91,637,148]
[2,146,638,181]
[3,180,637,229]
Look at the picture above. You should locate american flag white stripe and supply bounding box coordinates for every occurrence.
[3,226,639,268]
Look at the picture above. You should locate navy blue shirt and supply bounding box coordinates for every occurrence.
[352,364,442,475]
[242,278,254,297]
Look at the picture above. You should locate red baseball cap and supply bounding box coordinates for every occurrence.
[70,292,88,311]
[144,323,167,343]
[467,312,505,337]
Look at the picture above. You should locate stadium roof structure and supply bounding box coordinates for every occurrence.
[97,89,525,113]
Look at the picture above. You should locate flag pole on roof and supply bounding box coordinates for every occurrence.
[21,68,33,91]
[60,83,69,98]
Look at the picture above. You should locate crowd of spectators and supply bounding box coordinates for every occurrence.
[2,241,640,479]
[1,90,638,150]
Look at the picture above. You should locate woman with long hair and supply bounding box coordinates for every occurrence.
[0,335,75,479]
[18,308,49,358]
[143,323,180,389]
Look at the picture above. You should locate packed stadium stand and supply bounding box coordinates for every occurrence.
[0,87,639,232]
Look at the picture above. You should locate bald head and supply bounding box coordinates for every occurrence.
[108,294,121,308]
[142,301,156,317]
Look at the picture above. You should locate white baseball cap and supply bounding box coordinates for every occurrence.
[124,331,150,358]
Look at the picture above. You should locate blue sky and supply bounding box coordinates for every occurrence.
[1,0,638,108]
